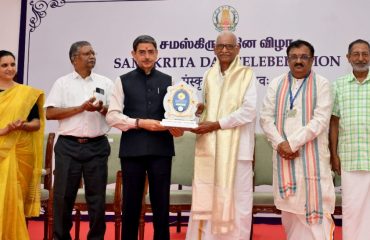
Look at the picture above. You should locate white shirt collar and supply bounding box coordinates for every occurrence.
[72,70,94,81]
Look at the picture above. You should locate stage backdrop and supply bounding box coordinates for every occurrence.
[22,0,370,132]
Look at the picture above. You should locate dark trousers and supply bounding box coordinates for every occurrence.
[53,136,110,240]
[121,156,172,240]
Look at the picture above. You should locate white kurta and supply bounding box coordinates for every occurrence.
[260,73,335,215]
[186,64,257,239]
[203,66,257,161]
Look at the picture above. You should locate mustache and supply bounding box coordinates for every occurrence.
[294,63,304,67]
[354,61,368,65]
[352,62,370,71]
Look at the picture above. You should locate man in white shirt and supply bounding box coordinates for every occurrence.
[186,31,257,240]
[45,41,113,240]
[260,40,335,240]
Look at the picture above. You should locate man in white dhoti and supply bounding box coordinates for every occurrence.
[329,39,370,240]
[260,40,335,240]
[186,31,257,240]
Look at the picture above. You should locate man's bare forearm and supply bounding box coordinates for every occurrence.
[329,115,339,156]
[46,106,84,120]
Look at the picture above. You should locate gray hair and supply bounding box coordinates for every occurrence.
[216,31,237,45]
[348,39,370,54]
[69,41,91,62]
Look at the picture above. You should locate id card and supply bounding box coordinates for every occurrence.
[287,109,297,118]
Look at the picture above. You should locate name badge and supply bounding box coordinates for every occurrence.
[287,109,297,118]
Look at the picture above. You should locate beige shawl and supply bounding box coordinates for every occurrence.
[191,56,253,234]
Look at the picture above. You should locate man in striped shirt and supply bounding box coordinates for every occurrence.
[329,39,370,240]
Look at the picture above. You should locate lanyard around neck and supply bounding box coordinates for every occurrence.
[288,72,310,110]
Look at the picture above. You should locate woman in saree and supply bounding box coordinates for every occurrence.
[0,50,45,239]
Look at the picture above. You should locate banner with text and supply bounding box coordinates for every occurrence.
[23,0,370,131]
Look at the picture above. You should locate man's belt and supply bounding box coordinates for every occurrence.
[60,135,106,144]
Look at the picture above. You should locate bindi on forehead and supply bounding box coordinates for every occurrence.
[137,43,155,48]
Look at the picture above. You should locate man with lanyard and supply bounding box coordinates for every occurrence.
[329,39,370,240]
[186,31,257,239]
[45,41,113,240]
[260,40,335,239]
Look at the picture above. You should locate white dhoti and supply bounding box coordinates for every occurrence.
[281,211,335,240]
[342,170,370,240]
[186,160,253,240]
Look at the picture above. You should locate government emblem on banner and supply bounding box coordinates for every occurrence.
[213,5,239,32]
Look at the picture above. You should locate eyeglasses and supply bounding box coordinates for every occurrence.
[215,44,237,51]
[288,55,312,62]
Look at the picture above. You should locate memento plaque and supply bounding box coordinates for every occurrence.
[160,82,198,129]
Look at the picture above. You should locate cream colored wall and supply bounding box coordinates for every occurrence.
[0,0,21,58]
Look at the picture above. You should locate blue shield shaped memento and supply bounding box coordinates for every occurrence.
[172,89,190,113]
